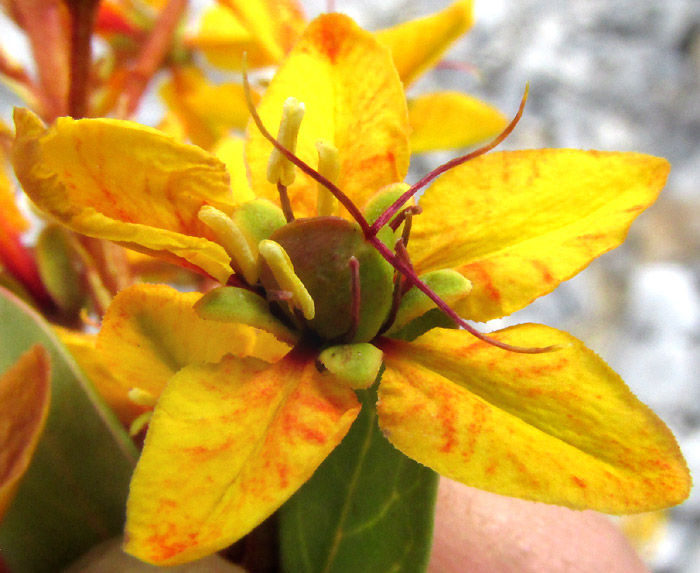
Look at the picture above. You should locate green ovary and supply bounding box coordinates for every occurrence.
[259,217,394,343]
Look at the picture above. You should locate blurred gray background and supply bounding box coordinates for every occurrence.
[2,0,698,571]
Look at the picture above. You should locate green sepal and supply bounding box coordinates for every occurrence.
[0,287,137,572]
[387,269,471,336]
[388,308,456,342]
[317,343,383,389]
[194,286,298,345]
[35,224,87,316]
[362,182,410,225]
[278,380,439,573]
[232,198,286,251]
[363,183,410,250]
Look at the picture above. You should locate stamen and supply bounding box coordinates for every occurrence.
[128,387,157,407]
[268,289,293,302]
[342,256,361,342]
[389,205,422,236]
[258,239,315,320]
[400,208,417,247]
[394,237,415,295]
[369,85,529,236]
[243,60,372,235]
[198,205,259,284]
[379,266,406,336]
[316,140,340,216]
[277,181,295,223]
[267,96,305,187]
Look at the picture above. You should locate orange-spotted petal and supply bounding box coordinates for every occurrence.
[376,0,474,87]
[124,347,360,565]
[246,13,410,218]
[409,149,670,321]
[0,345,51,519]
[213,135,256,205]
[12,108,235,283]
[96,284,288,400]
[378,326,690,513]
[191,0,305,71]
[408,91,507,152]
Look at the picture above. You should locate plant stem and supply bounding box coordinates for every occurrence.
[64,0,100,118]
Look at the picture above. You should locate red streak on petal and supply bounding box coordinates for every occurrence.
[277,462,290,488]
[464,261,501,302]
[529,259,555,285]
[572,476,587,488]
[310,23,341,63]
[577,233,606,242]
[145,523,195,562]
[297,421,328,445]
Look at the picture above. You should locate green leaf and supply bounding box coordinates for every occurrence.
[278,379,438,573]
[0,287,138,573]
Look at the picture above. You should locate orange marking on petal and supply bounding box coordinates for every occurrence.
[310,23,342,62]
[463,261,501,302]
[572,476,587,488]
[530,259,555,285]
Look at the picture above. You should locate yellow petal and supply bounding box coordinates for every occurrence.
[125,349,360,565]
[192,0,305,70]
[13,108,234,283]
[96,284,287,400]
[160,66,259,150]
[0,345,51,519]
[409,150,670,321]
[408,92,507,152]
[376,0,474,86]
[246,13,410,218]
[54,326,145,426]
[378,326,690,513]
[213,135,256,205]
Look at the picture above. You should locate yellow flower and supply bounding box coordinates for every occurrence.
[168,0,506,151]
[13,13,689,566]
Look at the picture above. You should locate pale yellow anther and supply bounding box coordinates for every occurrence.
[258,239,315,320]
[315,140,340,216]
[128,387,157,407]
[267,97,305,187]
[198,205,259,284]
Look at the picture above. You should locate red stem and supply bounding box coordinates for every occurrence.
[119,0,188,117]
[369,86,529,235]
[65,0,100,118]
[367,235,556,354]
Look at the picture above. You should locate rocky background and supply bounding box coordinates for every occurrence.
[2,0,699,571]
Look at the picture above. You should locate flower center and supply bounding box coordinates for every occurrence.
[259,217,394,343]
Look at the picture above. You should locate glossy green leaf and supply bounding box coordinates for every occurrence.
[278,381,438,573]
[0,287,137,572]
